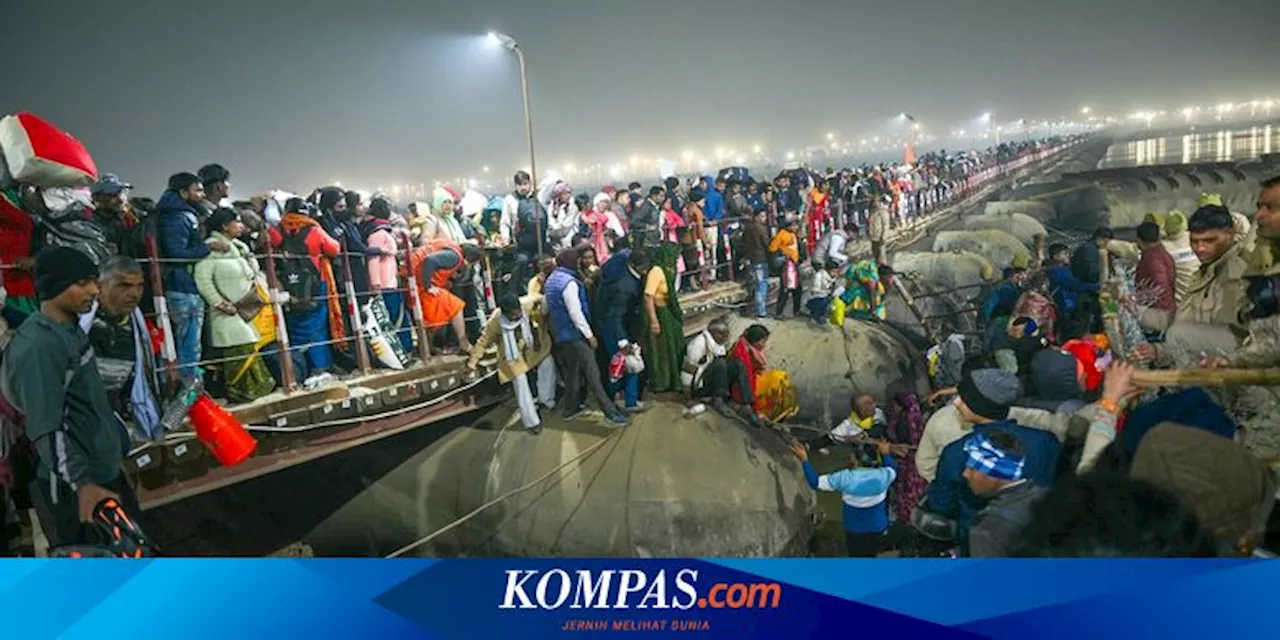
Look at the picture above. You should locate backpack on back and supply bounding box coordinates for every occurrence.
[41,210,111,265]
[277,227,321,314]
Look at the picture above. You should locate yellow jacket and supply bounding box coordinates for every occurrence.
[467,295,553,383]
[768,229,800,263]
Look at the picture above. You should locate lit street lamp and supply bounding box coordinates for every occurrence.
[488,30,542,255]
[980,112,999,145]
[899,113,918,156]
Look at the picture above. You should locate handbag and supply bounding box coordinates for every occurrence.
[233,285,266,323]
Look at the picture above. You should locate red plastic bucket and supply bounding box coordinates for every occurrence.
[188,394,258,467]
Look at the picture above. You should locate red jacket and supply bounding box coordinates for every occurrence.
[0,191,35,299]
[1135,243,1176,311]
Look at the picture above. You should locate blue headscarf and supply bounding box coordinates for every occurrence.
[963,432,1026,481]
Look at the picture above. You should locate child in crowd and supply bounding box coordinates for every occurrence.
[791,438,898,557]
[807,260,841,324]
[768,218,803,318]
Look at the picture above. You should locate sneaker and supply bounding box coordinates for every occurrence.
[563,406,587,421]
[527,425,543,435]
[302,373,336,390]
[625,402,650,414]
[605,411,629,426]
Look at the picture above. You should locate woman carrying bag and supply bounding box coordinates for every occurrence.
[194,208,277,402]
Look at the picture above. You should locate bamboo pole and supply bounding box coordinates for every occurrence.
[1133,368,1280,388]
[1097,245,1127,354]
[892,277,938,343]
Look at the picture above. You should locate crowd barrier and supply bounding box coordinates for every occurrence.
[0,139,1079,415]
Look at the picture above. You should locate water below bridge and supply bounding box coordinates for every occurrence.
[1098,121,1280,169]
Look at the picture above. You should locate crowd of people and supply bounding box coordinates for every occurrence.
[791,176,1280,558]
[0,135,1060,553]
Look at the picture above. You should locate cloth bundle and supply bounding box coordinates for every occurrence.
[0,112,97,187]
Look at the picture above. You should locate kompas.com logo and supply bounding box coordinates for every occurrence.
[499,569,782,610]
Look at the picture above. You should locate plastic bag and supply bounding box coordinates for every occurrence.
[829,297,846,326]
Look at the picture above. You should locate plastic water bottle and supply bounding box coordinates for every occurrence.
[160,373,203,432]
[683,404,706,419]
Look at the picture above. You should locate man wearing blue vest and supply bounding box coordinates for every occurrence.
[545,248,628,426]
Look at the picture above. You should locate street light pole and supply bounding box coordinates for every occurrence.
[900,113,917,161]
[491,31,543,257]
[513,46,543,258]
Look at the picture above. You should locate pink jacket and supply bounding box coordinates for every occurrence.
[366,228,399,291]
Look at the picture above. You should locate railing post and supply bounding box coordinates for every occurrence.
[697,226,709,290]
[482,247,497,312]
[400,230,433,363]
[723,219,735,283]
[835,192,845,231]
[145,234,180,390]
[262,242,296,393]
[339,237,372,375]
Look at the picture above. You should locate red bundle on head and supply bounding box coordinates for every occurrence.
[0,112,97,187]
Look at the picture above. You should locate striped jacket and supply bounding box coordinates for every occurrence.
[803,454,897,534]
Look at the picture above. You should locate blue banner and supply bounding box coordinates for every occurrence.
[1,559,1276,639]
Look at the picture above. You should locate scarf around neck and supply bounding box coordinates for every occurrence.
[499,311,534,362]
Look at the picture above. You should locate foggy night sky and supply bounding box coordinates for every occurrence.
[5,0,1276,196]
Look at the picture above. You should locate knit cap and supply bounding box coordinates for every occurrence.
[1131,424,1273,548]
[1027,349,1081,402]
[958,368,1020,421]
[34,246,99,301]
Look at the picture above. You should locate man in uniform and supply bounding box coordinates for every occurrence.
[1137,204,1248,369]
[1201,175,1280,459]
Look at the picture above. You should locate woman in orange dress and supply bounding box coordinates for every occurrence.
[408,238,483,354]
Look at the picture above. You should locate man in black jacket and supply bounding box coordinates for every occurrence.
[594,247,652,411]
[1069,227,1113,332]
[630,187,666,248]
[1070,227,1113,285]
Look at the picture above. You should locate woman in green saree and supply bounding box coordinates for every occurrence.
[642,242,686,393]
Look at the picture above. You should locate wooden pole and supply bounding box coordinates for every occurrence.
[400,230,433,362]
[262,242,296,393]
[1096,244,1126,348]
[145,234,180,390]
[339,237,372,375]
[892,277,938,344]
[1133,368,1280,389]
